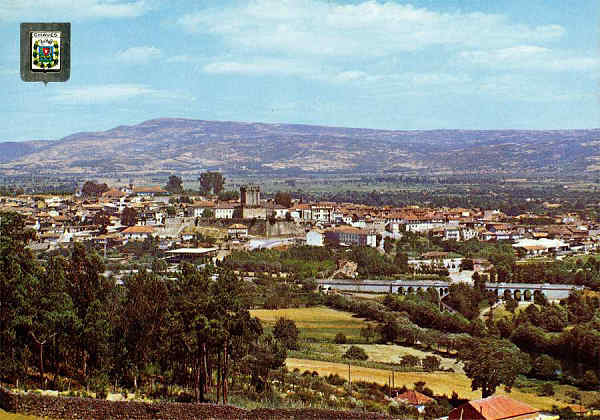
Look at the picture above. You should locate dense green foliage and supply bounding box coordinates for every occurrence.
[459,339,531,398]
[198,171,225,195]
[165,175,184,194]
[221,245,416,279]
[272,318,299,350]
[221,246,335,279]
[81,181,109,197]
[0,212,285,405]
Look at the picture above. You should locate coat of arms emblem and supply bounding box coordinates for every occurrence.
[31,31,60,71]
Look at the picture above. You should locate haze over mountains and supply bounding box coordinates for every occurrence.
[1,118,599,177]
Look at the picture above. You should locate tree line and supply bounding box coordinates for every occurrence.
[0,212,285,402]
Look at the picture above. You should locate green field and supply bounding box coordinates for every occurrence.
[250,306,373,342]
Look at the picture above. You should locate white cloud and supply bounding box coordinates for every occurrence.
[203,58,322,77]
[116,46,162,63]
[202,57,471,93]
[0,0,150,21]
[178,0,565,57]
[51,84,192,104]
[166,55,198,63]
[475,74,594,102]
[460,46,599,71]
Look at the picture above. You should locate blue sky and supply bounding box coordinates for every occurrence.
[1,0,598,141]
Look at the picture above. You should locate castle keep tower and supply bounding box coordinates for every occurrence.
[240,184,260,207]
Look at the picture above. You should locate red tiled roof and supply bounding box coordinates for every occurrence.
[133,186,166,193]
[450,395,538,420]
[103,189,126,198]
[395,390,434,405]
[122,226,154,234]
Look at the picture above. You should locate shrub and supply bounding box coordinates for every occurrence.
[422,355,441,372]
[400,355,420,368]
[88,373,109,400]
[343,345,368,360]
[175,392,195,403]
[531,355,560,380]
[334,333,347,344]
[326,373,347,386]
[538,383,555,396]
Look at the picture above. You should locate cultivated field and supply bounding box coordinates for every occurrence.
[336,344,464,374]
[0,410,41,420]
[250,306,372,341]
[286,358,563,411]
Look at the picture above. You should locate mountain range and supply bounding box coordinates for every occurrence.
[1,118,599,177]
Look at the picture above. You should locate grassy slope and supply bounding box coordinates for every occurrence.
[252,307,570,411]
[286,358,563,411]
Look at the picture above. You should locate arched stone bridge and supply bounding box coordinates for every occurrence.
[317,279,584,301]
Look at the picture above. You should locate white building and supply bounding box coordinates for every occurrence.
[215,204,236,219]
[306,230,325,247]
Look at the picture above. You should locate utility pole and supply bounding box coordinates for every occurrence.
[348,363,351,393]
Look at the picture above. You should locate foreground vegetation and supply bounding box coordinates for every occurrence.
[2,209,599,418]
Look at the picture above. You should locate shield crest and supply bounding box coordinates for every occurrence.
[39,46,53,62]
[31,31,60,71]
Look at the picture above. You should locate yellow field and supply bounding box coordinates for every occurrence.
[0,410,43,420]
[250,307,368,326]
[286,358,564,411]
[250,307,372,341]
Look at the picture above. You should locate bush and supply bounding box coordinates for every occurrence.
[343,345,368,361]
[531,355,560,380]
[422,355,441,372]
[334,333,347,344]
[326,373,346,386]
[175,392,195,403]
[88,373,109,400]
[537,383,555,396]
[400,355,420,368]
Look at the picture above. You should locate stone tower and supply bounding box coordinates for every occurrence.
[240,184,260,207]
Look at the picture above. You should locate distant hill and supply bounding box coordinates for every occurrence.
[1,118,598,177]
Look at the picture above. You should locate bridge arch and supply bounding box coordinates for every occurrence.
[533,290,545,302]
[427,287,439,299]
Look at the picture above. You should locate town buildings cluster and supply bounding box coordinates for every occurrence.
[0,183,598,259]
